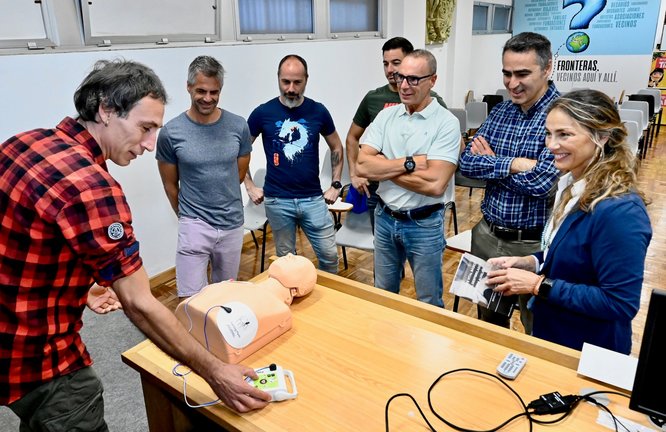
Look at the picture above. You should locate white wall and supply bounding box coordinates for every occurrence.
[0,38,391,276]
[468,34,511,102]
[441,0,511,108]
[0,0,508,276]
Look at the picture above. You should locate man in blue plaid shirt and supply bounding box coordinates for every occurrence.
[459,32,560,333]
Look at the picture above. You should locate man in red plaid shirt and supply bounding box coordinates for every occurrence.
[0,59,270,430]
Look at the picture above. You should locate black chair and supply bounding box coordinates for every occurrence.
[482,94,504,115]
[637,88,662,136]
[628,94,656,148]
[454,167,486,198]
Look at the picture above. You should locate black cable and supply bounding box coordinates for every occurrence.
[384,369,632,432]
[385,368,534,432]
[427,369,532,432]
[582,390,631,432]
[582,390,630,400]
[588,398,624,432]
[526,394,582,425]
[580,392,631,432]
[384,393,437,432]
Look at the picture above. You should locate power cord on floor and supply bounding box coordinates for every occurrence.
[385,368,631,432]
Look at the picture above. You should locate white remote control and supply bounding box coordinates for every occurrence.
[497,352,527,380]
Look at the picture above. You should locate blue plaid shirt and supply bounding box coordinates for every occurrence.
[459,83,560,229]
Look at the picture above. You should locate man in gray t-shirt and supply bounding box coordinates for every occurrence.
[156,56,251,299]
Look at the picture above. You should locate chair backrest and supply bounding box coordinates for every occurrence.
[244,168,268,229]
[335,211,374,251]
[320,148,332,191]
[465,101,488,130]
[482,94,503,114]
[619,108,645,131]
[443,171,456,205]
[449,108,467,135]
[252,168,266,188]
[454,168,486,190]
[620,102,649,129]
[622,120,640,156]
[637,88,661,113]
[628,94,655,118]
[495,88,509,101]
[341,152,351,186]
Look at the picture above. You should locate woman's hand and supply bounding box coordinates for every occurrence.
[487,268,542,296]
[488,255,537,272]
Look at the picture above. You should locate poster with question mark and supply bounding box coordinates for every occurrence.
[563,0,606,31]
[514,0,659,55]
[513,0,662,94]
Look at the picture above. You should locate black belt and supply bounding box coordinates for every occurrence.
[379,199,444,221]
[484,217,543,241]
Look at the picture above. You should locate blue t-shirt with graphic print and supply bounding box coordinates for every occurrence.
[247,97,336,198]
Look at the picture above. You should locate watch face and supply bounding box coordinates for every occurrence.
[539,278,553,298]
[331,181,342,189]
[405,158,416,171]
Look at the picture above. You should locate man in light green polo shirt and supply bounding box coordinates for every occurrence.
[345,37,448,228]
[356,49,459,308]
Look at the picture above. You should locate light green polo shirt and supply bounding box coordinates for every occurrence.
[364,99,460,210]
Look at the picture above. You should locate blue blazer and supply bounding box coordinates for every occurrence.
[532,193,652,354]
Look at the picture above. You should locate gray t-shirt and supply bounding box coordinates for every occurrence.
[156,109,252,229]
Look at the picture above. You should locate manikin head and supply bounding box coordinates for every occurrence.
[262,254,316,304]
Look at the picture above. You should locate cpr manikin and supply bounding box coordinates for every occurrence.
[174,254,316,364]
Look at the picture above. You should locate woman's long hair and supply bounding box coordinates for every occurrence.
[547,89,647,224]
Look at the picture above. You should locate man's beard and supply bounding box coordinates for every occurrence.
[281,93,303,108]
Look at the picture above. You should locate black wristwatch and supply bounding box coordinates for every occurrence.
[331,180,342,189]
[538,278,554,299]
[404,156,416,173]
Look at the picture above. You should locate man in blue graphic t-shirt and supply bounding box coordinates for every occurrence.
[244,54,343,273]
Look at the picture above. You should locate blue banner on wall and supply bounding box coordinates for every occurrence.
[513,0,661,56]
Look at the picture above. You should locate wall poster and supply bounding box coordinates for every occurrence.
[513,0,662,99]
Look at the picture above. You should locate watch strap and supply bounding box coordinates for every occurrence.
[404,156,415,173]
[538,278,553,299]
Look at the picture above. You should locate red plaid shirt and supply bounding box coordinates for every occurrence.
[0,117,143,404]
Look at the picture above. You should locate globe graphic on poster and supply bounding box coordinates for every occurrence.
[566,32,590,53]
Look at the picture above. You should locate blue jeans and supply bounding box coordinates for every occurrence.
[264,195,339,273]
[373,206,445,307]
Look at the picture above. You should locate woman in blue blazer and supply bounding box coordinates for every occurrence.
[486,89,652,354]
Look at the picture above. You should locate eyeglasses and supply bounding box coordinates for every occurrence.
[393,72,433,86]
